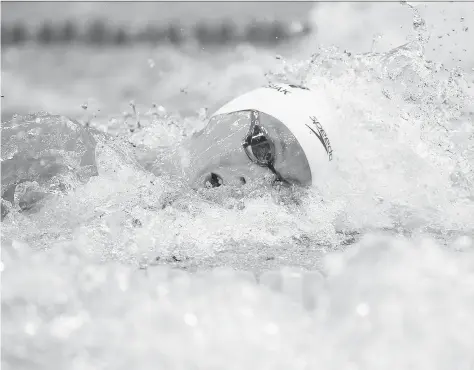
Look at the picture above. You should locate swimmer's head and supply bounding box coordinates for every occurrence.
[183,84,334,189]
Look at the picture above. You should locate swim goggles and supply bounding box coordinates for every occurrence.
[242,110,290,185]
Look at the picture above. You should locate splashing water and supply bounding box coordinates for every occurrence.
[2,4,474,370]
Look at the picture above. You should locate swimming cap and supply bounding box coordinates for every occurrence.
[211,83,334,184]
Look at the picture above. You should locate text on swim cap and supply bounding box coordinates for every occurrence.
[265,84,310,95]
[266,84,291,95]
[306,116,333,161]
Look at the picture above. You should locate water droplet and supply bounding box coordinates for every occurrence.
[264,322,279,335]
[356,303,371,317]
[156,284,168,297]
[184,312,198,326]
[24,322,37,336]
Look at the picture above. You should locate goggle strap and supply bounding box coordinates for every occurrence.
[267,162,291,185]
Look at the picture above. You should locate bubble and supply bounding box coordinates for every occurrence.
[24,321,37,336]
[356,303,371,317]
[184,312,198,327]
[264,322,279,335]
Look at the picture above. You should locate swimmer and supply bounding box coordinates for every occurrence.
[179,83,334,188]
[1,83,334,217]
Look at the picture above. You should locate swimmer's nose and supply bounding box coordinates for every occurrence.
[206,172,247,187]
[189,171,243,189]
[187,165,269,189]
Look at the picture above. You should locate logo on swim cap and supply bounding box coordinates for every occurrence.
[306,116,333,161]
[288,84,310,91]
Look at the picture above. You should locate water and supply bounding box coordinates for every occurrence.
[2,3,474,370]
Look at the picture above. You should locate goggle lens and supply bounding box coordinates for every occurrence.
[243,111,275,166]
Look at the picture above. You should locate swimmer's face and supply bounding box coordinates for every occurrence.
[183,110,312,188]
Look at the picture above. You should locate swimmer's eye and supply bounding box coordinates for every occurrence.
[205,172,223,188]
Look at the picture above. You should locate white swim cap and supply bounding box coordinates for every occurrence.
[211,83,334,184]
